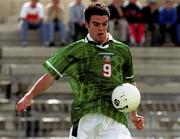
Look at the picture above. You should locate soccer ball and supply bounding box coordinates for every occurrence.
[112,83,141,113]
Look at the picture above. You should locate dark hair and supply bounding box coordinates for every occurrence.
[84,2,110,23]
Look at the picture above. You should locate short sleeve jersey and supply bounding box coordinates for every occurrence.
[43,34,135,127]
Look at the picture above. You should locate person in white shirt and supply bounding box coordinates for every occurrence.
[19,0,47,46]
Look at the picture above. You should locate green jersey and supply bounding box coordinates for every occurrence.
[43,34,135,128]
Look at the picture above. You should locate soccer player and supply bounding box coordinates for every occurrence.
[16,2,144,139]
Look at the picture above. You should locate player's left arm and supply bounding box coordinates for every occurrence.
[130,82,144,130]
[130,109,144,129]
[125,48,144,129]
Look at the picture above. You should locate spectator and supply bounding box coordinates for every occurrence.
[142,0,160,46]
[19,0,46,46]
[176,2,180,45]
[159,0,177,46]
[124,0,145,46]
[44,0,67,47]
[69,0,87,42]
[108,0,128,43]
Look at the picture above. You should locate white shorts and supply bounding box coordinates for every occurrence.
[69,113,131,139]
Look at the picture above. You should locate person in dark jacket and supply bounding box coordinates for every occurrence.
[142,0,160,46]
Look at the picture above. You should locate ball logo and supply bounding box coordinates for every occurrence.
[114,99,120,106]
[118,105,129,111]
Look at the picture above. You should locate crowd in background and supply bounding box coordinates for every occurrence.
[18,0,180,47]
[108,0,180,46]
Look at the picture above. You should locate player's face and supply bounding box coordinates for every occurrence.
[85,15,109,44]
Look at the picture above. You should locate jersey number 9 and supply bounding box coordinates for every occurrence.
[102,63,112,77]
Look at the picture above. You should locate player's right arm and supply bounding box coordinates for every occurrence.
[16,73,55,112]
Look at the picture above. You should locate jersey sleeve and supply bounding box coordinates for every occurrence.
[43,42,84,80]
[43,47,73,80]
[123,48,135,83]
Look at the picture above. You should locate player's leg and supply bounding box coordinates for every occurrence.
[77,113,131,139]
[77,113,103,139]
[99,120,131,139]
[69,113,131,139]
[68,113,100,139]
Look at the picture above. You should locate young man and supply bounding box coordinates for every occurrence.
[16,2,144,139]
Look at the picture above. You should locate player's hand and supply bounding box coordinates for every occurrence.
[131,114,144,129]
[16,95,32,112]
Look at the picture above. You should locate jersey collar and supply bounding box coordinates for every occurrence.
[84,33,114,49]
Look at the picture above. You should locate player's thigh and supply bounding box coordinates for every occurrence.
[77,114,104,139]
[99,122,131,139]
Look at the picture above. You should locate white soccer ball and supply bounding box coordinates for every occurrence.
[112,83,141,113]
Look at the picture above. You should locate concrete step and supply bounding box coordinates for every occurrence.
[1,46,57,60]
[2,47,180,59]
[2,62,180,77]
[131,47,180,59]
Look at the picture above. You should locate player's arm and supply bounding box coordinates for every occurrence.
[16,73,55,112]
[130,82,144,129]
[130,110,144,129]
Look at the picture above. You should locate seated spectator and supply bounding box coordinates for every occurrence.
[69,0,87,42]
[159,0,177,46]
[108,0,128,43]
[176,2,180,45]
[124,0,145,46]
[142,0,160,46]
[44,0,67,47]
[19,0,46,46]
